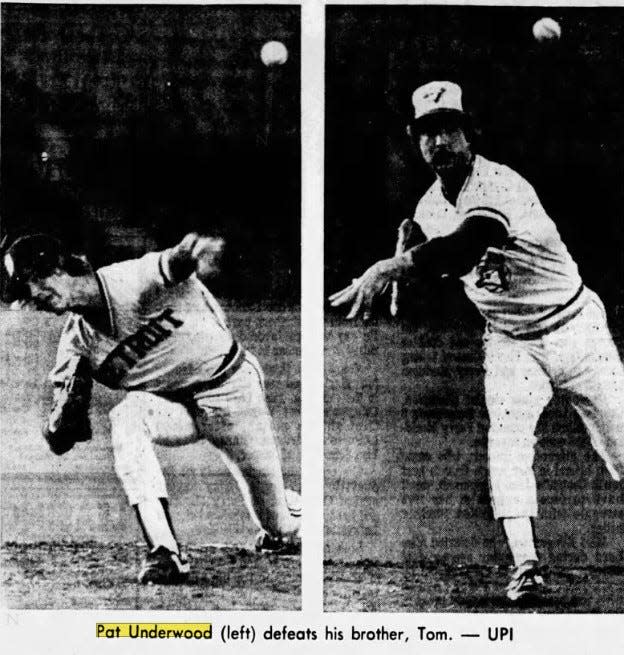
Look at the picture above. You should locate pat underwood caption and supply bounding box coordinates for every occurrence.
[95,622,516,643]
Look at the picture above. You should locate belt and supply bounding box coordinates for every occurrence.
[164,341,246,401]
[491,284,587,341]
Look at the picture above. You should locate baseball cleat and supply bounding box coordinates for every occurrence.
[137,545,190,585]
[506,560,545,603]
[255,531,301,556]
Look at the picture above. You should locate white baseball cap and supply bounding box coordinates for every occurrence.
[411,81,466,126]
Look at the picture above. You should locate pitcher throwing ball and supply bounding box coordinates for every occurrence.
[330,81,624,603]
[3,231,301,584]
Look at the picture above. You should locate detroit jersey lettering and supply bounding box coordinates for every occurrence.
[49,250,234,392]
[414,154,585,335]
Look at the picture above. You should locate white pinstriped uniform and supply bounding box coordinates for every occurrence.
[414,154,624,518]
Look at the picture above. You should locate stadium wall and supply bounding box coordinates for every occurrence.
[325,317,624,567]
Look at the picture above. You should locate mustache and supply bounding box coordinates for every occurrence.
[431,149,454,164]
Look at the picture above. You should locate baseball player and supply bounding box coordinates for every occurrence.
[2,231,301,584]
[330,81,624,603]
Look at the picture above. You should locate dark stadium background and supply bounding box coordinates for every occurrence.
[324,6,624,610]
[2,3,300,304]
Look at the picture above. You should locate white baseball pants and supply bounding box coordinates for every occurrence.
[109,353,299,540]
[484,295,624,518]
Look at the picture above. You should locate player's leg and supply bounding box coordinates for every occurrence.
[484,330,552,600]
[109,391,199,582]
[194,353,300,550]
[556,299,624,480]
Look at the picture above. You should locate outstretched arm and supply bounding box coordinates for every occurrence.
[161,232,225,284]
[329,216,507,320]
[390,218,425,316]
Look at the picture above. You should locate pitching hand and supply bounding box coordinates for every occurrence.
[329,258,402,321]
[168,233,225,283]
[193,235,225,280]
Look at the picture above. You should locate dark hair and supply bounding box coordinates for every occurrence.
[2,233,89,302]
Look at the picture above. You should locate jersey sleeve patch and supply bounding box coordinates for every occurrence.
[464,205,510,227]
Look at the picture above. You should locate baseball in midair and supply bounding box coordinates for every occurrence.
[532,17,561,42]
[260,41,288,67]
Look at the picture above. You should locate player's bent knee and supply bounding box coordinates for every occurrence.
[109,396,170,504]
[110,433,168,504]
[109,394,145,431]
[110,426,143,485]
[110,392,198,447]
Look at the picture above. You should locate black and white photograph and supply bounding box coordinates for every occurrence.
[4,0,624,653]
[0,2,301,611]
[325,5,624,613]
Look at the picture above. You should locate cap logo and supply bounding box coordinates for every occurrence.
[412,81,463,121]
[424,87,446,104]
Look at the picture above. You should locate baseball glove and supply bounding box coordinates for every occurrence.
[43,356,93,455]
